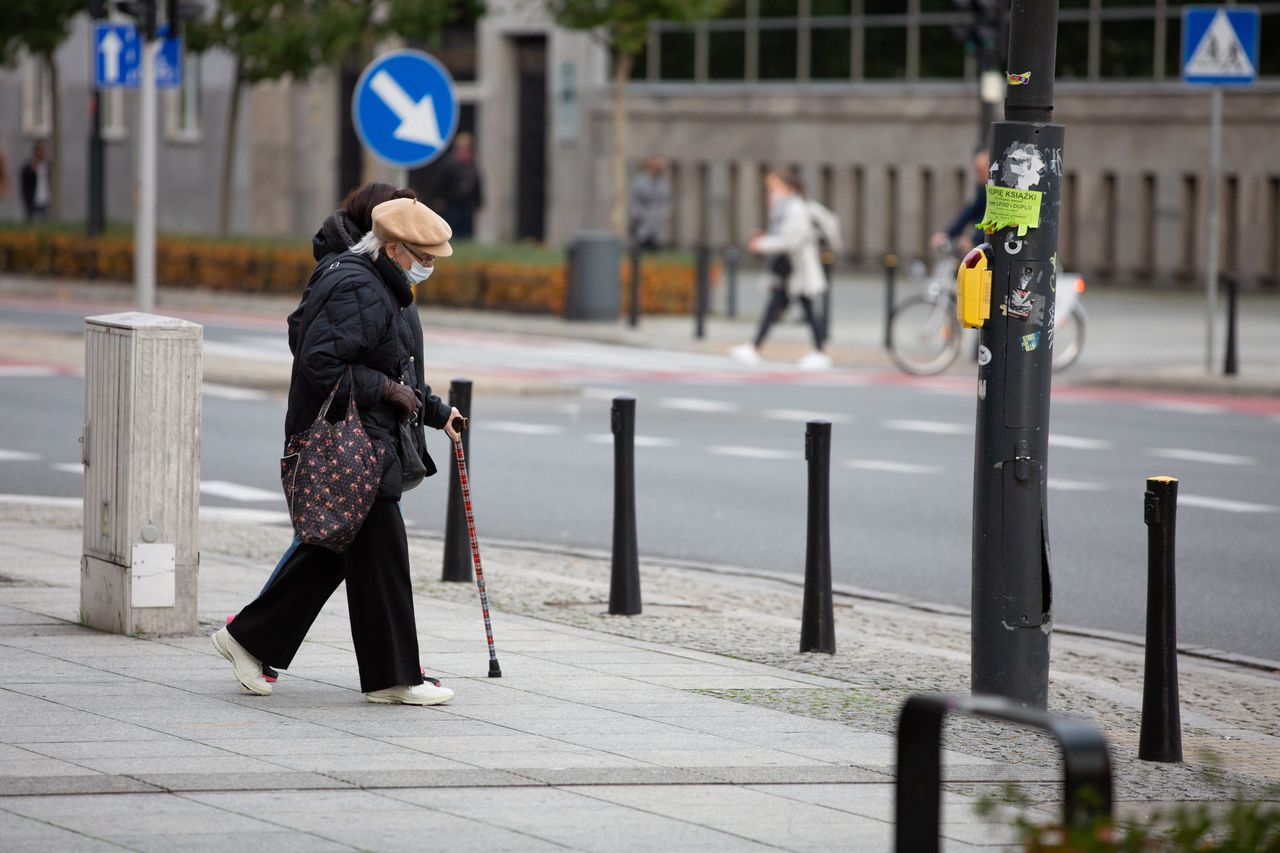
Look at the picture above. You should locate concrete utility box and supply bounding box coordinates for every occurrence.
[82,313,202,635]
[564,231,622,321]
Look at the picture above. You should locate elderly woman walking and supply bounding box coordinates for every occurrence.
[212,198,461,706]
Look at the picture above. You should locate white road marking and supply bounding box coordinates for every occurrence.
[51,463,84,475]
[1047,434,1113,451]
[882,419,970,435]
[658,397,741,414]
[710,446,802,461]
[1047,478,1108,492]
[1148,448,1256,466]
[0,450,41,462]
[0,366,61,378]
[1146,400,1227,416]
[844,460,943,475]
[1178,494,1279,514]
[478,421,565,436]
[0,494,291,524]
[764,409,852,425]
[585,434,678,448]
[582,388,632,401]
[200,480,281,502]
[0,494,79,508]
[203,383,270,401]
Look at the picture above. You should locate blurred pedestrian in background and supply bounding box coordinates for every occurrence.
[628,156,671,250]
[441,132,483,240]
[20,141,50,222]
[931,144,990,253]
[0,147,10,199]
[212,197,462,707]
[731,170,831,370]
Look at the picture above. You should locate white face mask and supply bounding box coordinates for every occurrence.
[406,260,433,284]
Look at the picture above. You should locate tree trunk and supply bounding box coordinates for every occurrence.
[218,60,242,235]
[45,51,60,221]
[610,51,633,237]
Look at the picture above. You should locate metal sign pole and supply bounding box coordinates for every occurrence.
[1204,86,1222,374]
[135,33,158,313]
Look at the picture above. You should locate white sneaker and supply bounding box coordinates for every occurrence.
[365,682,455,706]
[798,351,833,371]
[211,627,272,696]
[729,343,762,365]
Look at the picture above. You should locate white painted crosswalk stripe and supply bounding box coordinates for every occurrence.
[51,463,84,475]
[0,450,41,462]
[0,366,62,378]
[1047,434,1113,451]
[203,383,270,401]
[710,446,802,461]
[658,397,741,414]
[586,434,678,448]
[0,493,291,524]
[199,480,281,502]
[764,409,852,424]
[1146,400,1227,416]
[478,421,565,436]
[882,419,970,435]
[1148,447,1256,466]
[1047,478,1108,492]
[1178,494,1279,514]
[844,460,942,475]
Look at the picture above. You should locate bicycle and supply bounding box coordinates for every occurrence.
[887,243,1087,376]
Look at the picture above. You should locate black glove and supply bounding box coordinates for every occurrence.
[381,378,420,423]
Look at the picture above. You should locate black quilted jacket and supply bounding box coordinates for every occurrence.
[284,235,450,500]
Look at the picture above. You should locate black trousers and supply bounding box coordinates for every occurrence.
[754,285,825,350]
[227,500,424,694]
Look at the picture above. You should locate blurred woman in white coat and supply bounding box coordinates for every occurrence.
[730,170,832,370]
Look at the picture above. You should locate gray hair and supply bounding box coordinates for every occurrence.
[350,231,384,260]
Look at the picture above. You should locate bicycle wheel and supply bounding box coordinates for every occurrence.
[1052,302,1087,372]
[888,294,963,375]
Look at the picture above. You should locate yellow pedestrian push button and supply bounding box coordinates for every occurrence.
[956,243,993,329]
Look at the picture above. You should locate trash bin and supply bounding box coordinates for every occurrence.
[564,231,622,321]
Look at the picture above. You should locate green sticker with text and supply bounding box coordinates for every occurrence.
[978,185,1043,237]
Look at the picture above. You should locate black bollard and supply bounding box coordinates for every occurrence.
[821,250,834,346]
[609,397,641,615]
[441,378,474,583]
[629,245,641,328]
[694,245,710,340]
[1140,476,1182,763]
[799,420,836,654]
[724,245,740,319]
[1224,275,1239,376]
[883,254,898,350]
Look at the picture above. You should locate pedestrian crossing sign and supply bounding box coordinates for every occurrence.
[1182,6,1259,85]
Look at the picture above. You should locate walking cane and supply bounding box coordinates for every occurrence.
[451,416,502,678]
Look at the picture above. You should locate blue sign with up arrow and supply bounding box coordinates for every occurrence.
[93,22,182,90]
[352,50,458,170]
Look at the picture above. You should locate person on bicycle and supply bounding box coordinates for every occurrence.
[930,144,990,254]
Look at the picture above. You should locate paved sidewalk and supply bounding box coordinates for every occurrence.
[2,504,1278,851]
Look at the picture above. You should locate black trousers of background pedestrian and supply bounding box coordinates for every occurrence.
[227,500,424,694]
[754,285,825,350]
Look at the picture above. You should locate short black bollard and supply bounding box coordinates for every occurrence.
[799,420,835,654]
[1223,275,1239,376]
[724,245,740,319]
[882,253,898,349]
[441,378,475,583]
[1140,476,1182,763]
[629,245,642,328]
[694,245,710,340]
[609,396,641,615]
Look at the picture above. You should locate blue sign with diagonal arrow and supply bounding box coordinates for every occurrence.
[352,50,459,170]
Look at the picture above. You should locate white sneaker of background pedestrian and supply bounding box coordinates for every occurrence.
[211,627,272,696]
[729,343,762,365]
[365,682,455,706]
[798,350,833,371]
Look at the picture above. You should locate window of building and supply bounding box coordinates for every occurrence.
[919,25,965,78]
[1056,21,1090,79]
[709,29,747,80]
[810,26,853,79]
[101,87,128,142]
[165,52,201,141]
[864,25,908,78]
[660,30,696,80]
[758,26,799,79]
[812,0,853,13]
[21,54,52,137]
[1100,18,1156,78]
[1261,13,1279,77]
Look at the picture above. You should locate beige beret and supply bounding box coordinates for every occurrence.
[371,197,453,258]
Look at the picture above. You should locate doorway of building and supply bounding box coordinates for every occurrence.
[514,36,547,242]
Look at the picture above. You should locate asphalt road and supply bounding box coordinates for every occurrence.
[1,305,1277,661]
